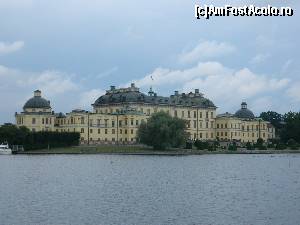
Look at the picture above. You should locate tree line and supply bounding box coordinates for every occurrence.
[0,124,80,150]
[259,111,300,143]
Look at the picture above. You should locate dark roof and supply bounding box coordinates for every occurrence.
[23,96,51,109]
[93,87,216,108]
[234,102,255,119]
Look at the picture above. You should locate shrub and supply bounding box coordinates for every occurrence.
[287,138,298,149]
[228,143,237,151]
[275,143,286,150]
[194,140,209,150]
[246,142,254,150]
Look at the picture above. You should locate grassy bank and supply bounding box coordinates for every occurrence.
[17,145,300,155]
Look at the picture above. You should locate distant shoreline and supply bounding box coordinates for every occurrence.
[16,146,300,155]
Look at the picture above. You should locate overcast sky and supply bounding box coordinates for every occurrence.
[0,0,299,123]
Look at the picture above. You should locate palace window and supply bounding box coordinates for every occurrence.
[81,128,84,133]
[206,111,209,118]
[105,129,108,134]
[131,119,134,126]
[32,118,36,124]
[98,129,100,134]
[136,120,139,126]
[90,129,93,134]
[188,111,190,118]
[199,112,202,118]
[211,112,213,118]
[193,120,197,128]
[131,129,133,134]
[112,120,115,127]
[112,129,115,134]
[194,111,197,118]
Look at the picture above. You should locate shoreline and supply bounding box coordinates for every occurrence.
[16,146,300,155]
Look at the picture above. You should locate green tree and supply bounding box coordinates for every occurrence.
[281,112,300,143]
[137,112,188,150]
[259,111,283,131]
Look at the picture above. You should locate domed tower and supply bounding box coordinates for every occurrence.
[234,102,255,120]
[23,90,52,113]
[15,90,55,132]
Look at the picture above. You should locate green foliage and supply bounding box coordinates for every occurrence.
[246,141,254,150]
[275,143,286,150]
[185,140,193,149]
[0,124,80,150]
[137,112,188,150]
[287,138,298,150]
[194,140,209,150]
[228,142,237,151]
[281,112,300,143]
[258,145,267,150]
[259,111,283,131]
[256,138,264,146]
[267,143,274,148]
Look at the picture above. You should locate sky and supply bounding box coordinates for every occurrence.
[0,0,299,123]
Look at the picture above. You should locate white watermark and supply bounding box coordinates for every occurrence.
[195,4,294,19]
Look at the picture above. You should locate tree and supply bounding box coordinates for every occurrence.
[281,112,300,143]
[194,140,209,150]
[137,112,188,150]
[0,124,80,150]
[259,111,283,131]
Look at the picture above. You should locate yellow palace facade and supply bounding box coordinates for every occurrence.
[15,84,275,144]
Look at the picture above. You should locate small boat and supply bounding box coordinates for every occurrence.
[0,142,12,155]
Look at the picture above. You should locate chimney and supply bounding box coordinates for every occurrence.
[110,86,116,91]
[195,89,199,94]
[34,90,41,97]
[131,83,135,88]
[174,91,179,96]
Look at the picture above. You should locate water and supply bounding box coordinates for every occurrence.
[0,154,300,225]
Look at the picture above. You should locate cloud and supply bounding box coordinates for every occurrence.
[78,89,105,109]
[250,53,271,64]
[0,65,80,123]
[17,70,78,96]
[281,59,293,74]
[178,41,236,64]
[0,41,24,55]
[286,83,300,102]
[96,66,118,79]
[129,61,291,113]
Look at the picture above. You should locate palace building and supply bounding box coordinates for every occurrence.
[15,84,275,144]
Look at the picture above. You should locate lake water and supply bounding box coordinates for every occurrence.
[0,154,300,225]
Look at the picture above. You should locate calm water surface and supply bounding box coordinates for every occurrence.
[0,154,300,225]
